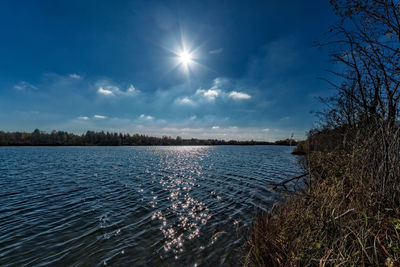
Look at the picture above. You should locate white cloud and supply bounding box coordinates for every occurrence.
[13,81,38,91]
[139,114,154,120]
[195,88,220,101]
[97,83,139,97]
[78,116,89,120]
[228,91,251,100]
[69,74,81,79]
[126,84,137,94]
[213,77,229,87]
[209,48,223,54]
[211,126,220,130]
[262,128,270,132]
[94,115,107,119]
[97,87,115,96]
[175,97,196,106]
[280,116,291,121]
[175,78,251,104]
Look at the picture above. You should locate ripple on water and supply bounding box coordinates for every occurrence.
[0,145,302,266]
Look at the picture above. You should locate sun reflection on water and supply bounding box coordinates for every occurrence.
[0,145,303,266]
[148,146,212,257]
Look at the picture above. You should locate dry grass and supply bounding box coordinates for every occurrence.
[245,126,400,266]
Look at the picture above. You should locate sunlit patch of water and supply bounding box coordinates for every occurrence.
[0,145,303,266]
[148,147,212,258]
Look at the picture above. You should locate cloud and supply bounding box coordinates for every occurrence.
[13,81,38,91]
[78,116,90,120]
[139,114,154,120]
[189,115,197,120]
[228,91,251,100]
[195,88,221,101]
[211,126,220,130]
[94,115,107,119]
[126,84,137,94]
[175,78,251,105]
[96,82,139,97]
[262,128,270,132]
[175,97,196,106]
[209,48,223,54]
[193,77,227,101]
[69,74,81,79]
[280,116,291,121]
[97,87,115,96]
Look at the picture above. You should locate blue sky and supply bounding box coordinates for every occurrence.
[0,0,337,141]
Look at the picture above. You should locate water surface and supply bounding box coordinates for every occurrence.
[0,146,302,266]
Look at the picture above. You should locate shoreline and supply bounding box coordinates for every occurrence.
[246,132,400,266]
[0,129,299,147]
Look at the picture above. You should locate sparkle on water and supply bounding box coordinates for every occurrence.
[0,146,303,266]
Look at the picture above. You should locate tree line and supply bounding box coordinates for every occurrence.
[0,129,297,146]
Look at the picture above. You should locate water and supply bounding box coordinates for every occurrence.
[0,146,302,266]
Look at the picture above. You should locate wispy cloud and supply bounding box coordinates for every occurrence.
[94,114,107,119]
[175,77,252,105]
[139,114,154,120]
[175,97,196,106]
[77,116,90,120]
[69,74,81,79]
[195,88,221,101]
[97,87,115,96]
[228,91,251,100]
[280,116,291,121]
[13,81,38,91]
[126,84,137,94]
[193,77,227,101]
[96,82,139,97]
[209,48,223,54]
[211,125,220,130]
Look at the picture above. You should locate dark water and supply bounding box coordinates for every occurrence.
[0,146,302,266]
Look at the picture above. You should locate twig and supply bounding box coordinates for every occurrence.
[334,208,355,220]
[270,173,309,190]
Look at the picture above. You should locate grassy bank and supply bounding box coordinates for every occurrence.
[244,1,400,265]
[245,128,400,266]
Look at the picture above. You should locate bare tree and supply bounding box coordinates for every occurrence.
[312,0,400,204]
[320,0,400,129]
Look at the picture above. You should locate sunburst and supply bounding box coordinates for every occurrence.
[178,51,192,65]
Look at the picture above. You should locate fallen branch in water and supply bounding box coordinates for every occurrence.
[269,173,309,190]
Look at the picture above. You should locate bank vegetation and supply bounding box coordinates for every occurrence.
[247,1,400,266]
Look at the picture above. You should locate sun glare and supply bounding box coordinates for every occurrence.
[179,51,192,65]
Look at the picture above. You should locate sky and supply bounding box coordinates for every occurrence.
[0,0,337,141]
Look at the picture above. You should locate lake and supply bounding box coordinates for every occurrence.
[0,146,302,266]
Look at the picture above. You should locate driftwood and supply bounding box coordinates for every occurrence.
[270,173,309,190]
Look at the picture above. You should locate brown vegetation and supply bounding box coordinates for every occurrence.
[246,129,400,266]
[246,0,400,265]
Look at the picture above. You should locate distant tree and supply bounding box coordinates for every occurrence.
[175,136,183,145]
[0,129,287,146]
[0,131,6,145]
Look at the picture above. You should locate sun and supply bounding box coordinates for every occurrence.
[179,51,192,65]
